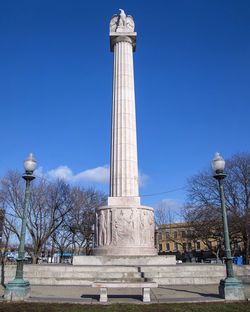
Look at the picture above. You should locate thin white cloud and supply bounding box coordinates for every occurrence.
[48,166,73,181]
[37,165,149,187]
[47,165,109,184]
[74,166,109,183]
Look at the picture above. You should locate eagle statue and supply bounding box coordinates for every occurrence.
[109,9,135,33]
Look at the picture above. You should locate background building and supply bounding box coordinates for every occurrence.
[157,222,243,263]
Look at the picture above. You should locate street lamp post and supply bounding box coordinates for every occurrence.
[212,152,245,300]
[4,153,37,301]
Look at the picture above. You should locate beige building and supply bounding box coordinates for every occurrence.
[157,223,219,254]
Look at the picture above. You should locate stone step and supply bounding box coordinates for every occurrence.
[4,276,93,286]
[2,264,248,286]
[23,265,140,273]
[150,277,224,285]
[140,265,225,272]
[4,275,146,286]
[73,255,176,266]
[23,272,143,279]
[143,271,225,278]
[5,264,226,273]
[4,275,221,286]
[42,264,225,272]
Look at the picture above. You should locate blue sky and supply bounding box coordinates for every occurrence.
[0,1,249,211]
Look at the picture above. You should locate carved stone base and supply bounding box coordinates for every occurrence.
[94,203,156,256]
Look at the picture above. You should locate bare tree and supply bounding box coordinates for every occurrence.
[0,209,15,287]
[52,224,73,263]
[0,170,108,262]
[154,199,179,226]
[27,179,73,263]
[184,153,250,263]
[69,187,106,255]
[0,171,24,242]
[0,171,73,263]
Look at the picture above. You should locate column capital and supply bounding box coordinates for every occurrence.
[110,32,137,52]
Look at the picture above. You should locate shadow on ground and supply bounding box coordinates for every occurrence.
[158,286,221,299]
[81,294,142,301]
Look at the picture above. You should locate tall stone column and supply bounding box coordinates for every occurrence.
[110,30,139,200]
[94,10,156,256]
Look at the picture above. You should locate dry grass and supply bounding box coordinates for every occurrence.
[0,302,250,312]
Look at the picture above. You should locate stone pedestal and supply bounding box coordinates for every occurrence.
[4,278,30,301]
[94,10,156,256]
[219,277,245,300]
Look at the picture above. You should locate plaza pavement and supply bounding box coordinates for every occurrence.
[0,284,250,304]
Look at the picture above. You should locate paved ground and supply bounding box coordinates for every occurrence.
[1,284,250,304]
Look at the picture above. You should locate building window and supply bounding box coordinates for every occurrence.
[174,231,177,239]
[196,241,201,250]
[166,243,170,251]
[174,243,178,251]
[187,230,192,238]
[188,242,192,250]
[158,233,162,240]
[159,244,162,251]
[183,243,187,251]
[166,231,170,238]
[181,231,186,238]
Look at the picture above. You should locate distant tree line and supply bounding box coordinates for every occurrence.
[0,170,106,264]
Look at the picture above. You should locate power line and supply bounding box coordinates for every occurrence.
[141,186,186,197]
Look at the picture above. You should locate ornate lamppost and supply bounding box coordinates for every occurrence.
[212,152,245,300]
[5,153,37,301]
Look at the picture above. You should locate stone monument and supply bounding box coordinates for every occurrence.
[94,9,157,256]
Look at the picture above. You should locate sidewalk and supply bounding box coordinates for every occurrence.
[1,284,250,304]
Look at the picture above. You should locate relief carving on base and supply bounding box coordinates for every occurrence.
[139,209,155,246]
[112,208,136,246]
[97,209,112,246]
[96,207,155,248]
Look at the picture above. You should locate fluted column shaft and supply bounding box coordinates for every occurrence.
[110,37,139,197]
